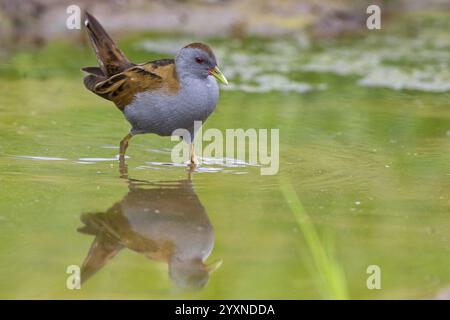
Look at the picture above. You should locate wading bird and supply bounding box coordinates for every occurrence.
[82,12,228,165]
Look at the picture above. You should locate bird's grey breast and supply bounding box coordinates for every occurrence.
[120,189,215,260]
[124,76,219,136]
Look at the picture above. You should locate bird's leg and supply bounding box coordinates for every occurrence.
[187,163,195,180]
[189,143,199,166]
[119,133,133,159]
[119,133,133,178]
[187,143,198,176]
[119,159,128,179]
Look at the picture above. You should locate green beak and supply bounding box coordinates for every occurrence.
[210,66,228,85]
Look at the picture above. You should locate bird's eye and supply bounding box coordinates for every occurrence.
[195,57,204,64]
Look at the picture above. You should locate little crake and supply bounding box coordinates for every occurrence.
[82,12,228,165]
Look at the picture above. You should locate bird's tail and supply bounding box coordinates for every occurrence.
[80,235,123,285]
[84,11,133,77]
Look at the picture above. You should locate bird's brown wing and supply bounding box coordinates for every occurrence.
[83,59,179,110]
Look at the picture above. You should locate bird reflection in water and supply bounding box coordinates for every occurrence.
[77,166,221,290]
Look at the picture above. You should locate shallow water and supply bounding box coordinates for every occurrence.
[0,14,450,299]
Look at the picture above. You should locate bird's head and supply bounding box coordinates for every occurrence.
[175,42,228,85]
[169,257,222,291]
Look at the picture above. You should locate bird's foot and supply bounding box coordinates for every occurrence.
[119,155,128,178]
[190,154,199,166]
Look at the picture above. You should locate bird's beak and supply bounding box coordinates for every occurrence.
[209,66,228,85]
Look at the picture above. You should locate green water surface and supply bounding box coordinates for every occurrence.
[0,14,449,299]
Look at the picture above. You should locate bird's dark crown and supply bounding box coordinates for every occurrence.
[183,43,216,61]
